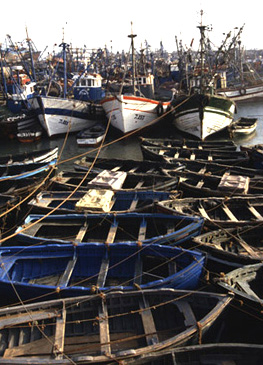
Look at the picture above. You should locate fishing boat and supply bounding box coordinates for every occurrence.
[0,146,58,165]
[170,92,235,140]
[161,158,263,179]
[49,170,179,192]
[4,66,37,114]
[74,156,182,175]
[0,111,39,140]
[217,82,263,102]
[16,126,43,143]
[15,212,204,246]
[174,172,263,198]
[157,196,263,228]
[0,288,232,363]
[31,94,98,137]
[214,263,263,315]
[0,159,57,194]
[192,225,263,272]
[228,117,257,137]
[140,144,249,165]
[140,137,237,150]
[31,44,106,137]
[76,122,106,147]
[121,343,263,365]
[215,25,263,102]
[27,190,176,214]
[101,93,170,135]
[0,242,205,301]
[101,31,171,134]
[0,147,58,194]
[169,15,236,140]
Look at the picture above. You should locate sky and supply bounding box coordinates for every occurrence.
[0,0,261,56]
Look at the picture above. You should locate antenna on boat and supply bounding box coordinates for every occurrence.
[128,21,137,95]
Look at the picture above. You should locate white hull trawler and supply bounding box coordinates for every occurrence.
[101,94,170,134]
[171,93,236,140]
[171,15,236,141]
[217,84,263,102]
[31,96,96,137]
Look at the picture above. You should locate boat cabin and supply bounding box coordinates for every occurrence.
[5,66,36,113]
[73,72,105,102]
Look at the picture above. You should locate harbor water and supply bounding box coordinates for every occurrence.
[1,100,263,167]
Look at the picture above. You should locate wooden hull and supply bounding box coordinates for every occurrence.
[0,289,232,363]
[76,123,106,147]
[171,93,235,140]
[176,172,263,198]
[101,95,169,134]
[0,147,58,165]
[140,144,249,166]
[217,83,263,101]
[0,243,205,302]
[193,225,263,272]
[121,343,263,364]
[27,190,174,214]
[15,212,204,246]
[74,156,175,175]
[157,196,263,228]
[228,117,257,136]
[17,129,42,143]
[31,96,103,137]
[215,263,263,315]
[140,137,237,150]
[161,159,263,179]
[50,170,179,192]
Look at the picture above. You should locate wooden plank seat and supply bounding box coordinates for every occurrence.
[221,203,238,222]
[53,302,66,358]
[139,295,159,346]
[99,299,111,355]
[105,221,118,245]
[247,204,263,220]
[57,255,78,287]
[75,224,89,243]
[129,197,139,211]
[96,254,110,288]
[175,300,196,327]
[133,255,142,287]
[138,219,147,242]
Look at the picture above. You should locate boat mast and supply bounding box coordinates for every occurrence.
[128,22,137,95]
[59,28,69,99]
[197,10,206,94]
[25,26,36,81]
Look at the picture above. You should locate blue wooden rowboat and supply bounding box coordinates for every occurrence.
[0,242,205,302]
[15,212,204,246]
[27,190,177,214]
